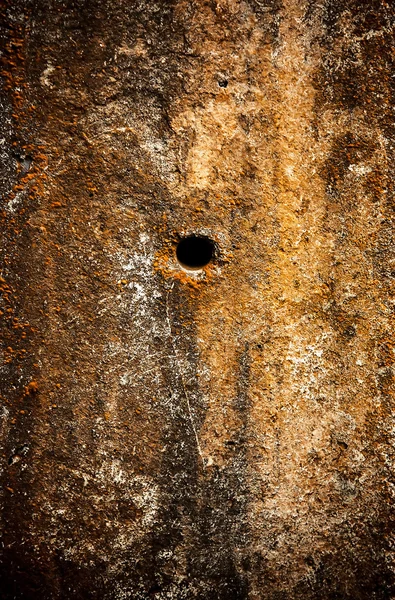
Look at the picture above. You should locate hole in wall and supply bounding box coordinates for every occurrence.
[14,153,33,174]
[176,235,215,270]
[20,155,33,173]
[8,444,29,466]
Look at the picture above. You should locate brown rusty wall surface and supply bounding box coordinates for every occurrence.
[0,0,394,598]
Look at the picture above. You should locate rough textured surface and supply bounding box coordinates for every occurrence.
[0,0,395,598]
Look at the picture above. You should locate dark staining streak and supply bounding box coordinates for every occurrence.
[316,0,395,133]
[247,0,282,43]
[322,132,374,198]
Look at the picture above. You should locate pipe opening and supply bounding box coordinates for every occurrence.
[176,235,214,270]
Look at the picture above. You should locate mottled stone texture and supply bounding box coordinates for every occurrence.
[0,0,395,598]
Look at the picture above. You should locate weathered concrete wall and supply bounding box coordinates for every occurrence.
[0,0,394,598]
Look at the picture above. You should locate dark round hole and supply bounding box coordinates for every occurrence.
[176,236,214,270]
